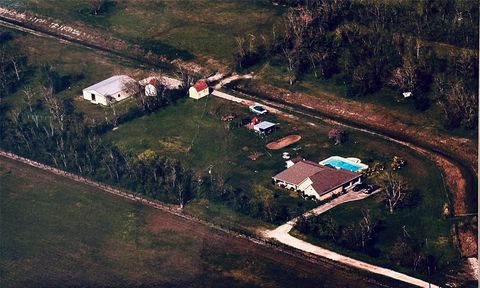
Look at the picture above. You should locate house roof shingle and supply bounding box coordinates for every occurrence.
[309,168,361,196]
[273,160,325,185]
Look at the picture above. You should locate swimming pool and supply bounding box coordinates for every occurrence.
[319,156,368,173]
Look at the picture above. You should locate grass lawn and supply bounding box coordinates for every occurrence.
[0,157,399,288]
[104,94,459,273]
[6,0,284,66]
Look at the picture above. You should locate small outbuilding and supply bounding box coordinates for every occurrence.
[145,78,160,97]
[82,75,136,106]
[189,81,209,99]
[403,92,413,98]
[253,121,277,135]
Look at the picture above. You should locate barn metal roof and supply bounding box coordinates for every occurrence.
[83,75,136,96]
[254,121,276,130]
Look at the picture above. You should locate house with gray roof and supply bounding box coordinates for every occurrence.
[272,160,362,201]
[82,75,137,106]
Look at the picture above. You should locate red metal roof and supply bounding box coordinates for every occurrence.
[149,78,160,86]
[193,81,208,92]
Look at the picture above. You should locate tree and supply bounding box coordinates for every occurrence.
[328,128,347,145]
[389,56,418,92]
[359,209,376,249]
[175,63,197,94]
[90,0,107,15]
[104,94,118,127]
[376,171,410,214]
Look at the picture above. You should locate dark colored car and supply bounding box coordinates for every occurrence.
[352,183,366,192]
[364,184,375,194]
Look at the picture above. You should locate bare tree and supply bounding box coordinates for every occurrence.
[175,63,197,93]
[282,46,298,86]
[22,86,35,113]
[376,171,410,214]
[359,209,376,249]
[104,94,119,127]
[389,56,418,92]
[90,0,106,15]
[41,86,66,133]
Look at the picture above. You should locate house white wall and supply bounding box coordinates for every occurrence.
[82,88,131,106]
[298,178,313,191]
[304,185,320,199]
[189,87,209,99]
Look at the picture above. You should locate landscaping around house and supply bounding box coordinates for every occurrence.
[104,93,459,281]
[0,3,473,284]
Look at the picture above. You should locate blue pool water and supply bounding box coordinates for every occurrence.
[321,158,364,172]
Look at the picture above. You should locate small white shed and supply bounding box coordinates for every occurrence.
[189,81,209,100]
[253,121,276,134]
[82,75,136,106]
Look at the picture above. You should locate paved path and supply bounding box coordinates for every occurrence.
[263,191,439,288]
[213,73,252,90]
[211,89,296,120]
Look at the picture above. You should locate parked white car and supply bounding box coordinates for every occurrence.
[249,105,268,115]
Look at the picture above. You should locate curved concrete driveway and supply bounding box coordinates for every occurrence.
[263,191,440,288]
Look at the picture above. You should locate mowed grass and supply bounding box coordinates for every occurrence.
[1,157,388,288]
[3,28,148,122]
[9,0,284,65]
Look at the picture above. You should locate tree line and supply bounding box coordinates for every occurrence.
[296,210,438,277]
[235,0,478,130]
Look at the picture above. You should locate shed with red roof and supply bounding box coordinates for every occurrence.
[189,81,209,100]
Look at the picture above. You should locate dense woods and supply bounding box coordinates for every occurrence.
[235,0,478,130]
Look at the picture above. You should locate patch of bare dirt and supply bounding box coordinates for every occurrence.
[433,156,468,215]
[457,228,478,257]
[266,135,302,150]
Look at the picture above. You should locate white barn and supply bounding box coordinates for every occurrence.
[82,75,137,106]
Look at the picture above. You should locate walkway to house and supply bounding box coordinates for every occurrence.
[263,190,439,288]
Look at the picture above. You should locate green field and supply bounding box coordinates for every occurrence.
[0,157,400,288]
[6,0,283,66]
